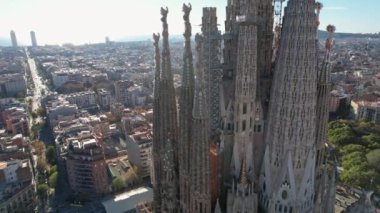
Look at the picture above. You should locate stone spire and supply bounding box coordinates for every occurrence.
[178,3,194,213]
[153,7,179,212]
[201,7,222,134]
[189,34,212,213]
[152,33,162,211]
[315,25,336,213]
[231,0,258,180]
[257,0,274,115]
[239,157,248,186]
[159,6,178,163]
[261,0,319,212]
[315,24,335,182]
[214,199,222,213]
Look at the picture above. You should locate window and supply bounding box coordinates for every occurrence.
[243,103,247,114]
[257,125,261,133]
[242,120,246,131]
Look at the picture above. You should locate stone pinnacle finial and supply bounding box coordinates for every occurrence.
[239,156,248,186]
[182,3,194,88]
[182,3,192,21]
[153,33,160,54]
[161,7,168,21]
[325,25,336,52]
[183,3,192,39]
[161,7,169,45]
[153,33,161,76]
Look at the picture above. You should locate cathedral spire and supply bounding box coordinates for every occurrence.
[178,3,194,213]
[314,25,336,213]
[201,7,222,133]
[189,34,211,213]
[152,33,162,211]
[262,0,319,211]
[153,7,179,212]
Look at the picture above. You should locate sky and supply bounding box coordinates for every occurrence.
[0,0,379,45]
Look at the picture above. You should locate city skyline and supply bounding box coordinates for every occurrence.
[0,0,379,46]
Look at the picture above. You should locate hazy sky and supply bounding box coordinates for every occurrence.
[0,0,378,45]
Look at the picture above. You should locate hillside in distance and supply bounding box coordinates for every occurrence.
[319,30,380,40]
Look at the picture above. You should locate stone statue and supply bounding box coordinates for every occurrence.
[183,3,192,39]
[160,7,168,23]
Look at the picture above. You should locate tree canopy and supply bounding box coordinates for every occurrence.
[45,146,55,164]
[48,172,58,189]
[328,120,380,192]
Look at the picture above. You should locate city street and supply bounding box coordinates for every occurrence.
[25,48,49,123]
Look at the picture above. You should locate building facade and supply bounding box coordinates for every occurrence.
[10,31,17,48]
[66,140,109,195]
[30,31,37,47]
[0,159,36,213]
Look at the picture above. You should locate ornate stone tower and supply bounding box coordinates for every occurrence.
[189,34,212,213]
[178,3,194,213]
[202,7,222,134]
[314,25,336,213]
[152,7,179,212]
[257,0,274,115]
[260,0,319,212]
[230,0,259,184]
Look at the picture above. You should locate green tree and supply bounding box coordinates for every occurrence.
[340,144,366,156]
[37,184,48,201]
[45,146,55,164]
[112,176,126,192]
[362,134,380,149]
[48,172,58,189]
[328,125,357,147]
[49,165,58,174]
[342,151,366,169]
[367,149,380,172]
[355,120,376,136]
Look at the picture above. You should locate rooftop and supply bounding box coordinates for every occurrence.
[101,187,153,213]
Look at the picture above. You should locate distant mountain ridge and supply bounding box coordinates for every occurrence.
[0,38,11,46]
[318,30,380,40]
[1,31,379,47]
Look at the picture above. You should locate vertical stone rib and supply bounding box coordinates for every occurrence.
[152,33,162,211]
[179,3,194,213]
[190,34,211,213]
